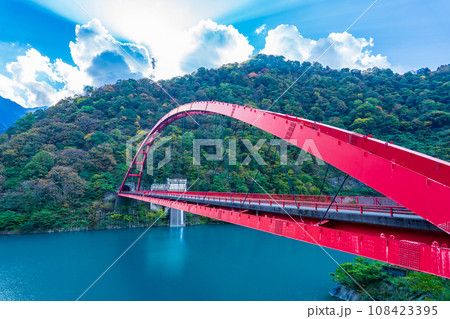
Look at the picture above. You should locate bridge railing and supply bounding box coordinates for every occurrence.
[128,190,414,217]
[139,190,400,206]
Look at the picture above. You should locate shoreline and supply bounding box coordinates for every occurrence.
[0,218,224,236]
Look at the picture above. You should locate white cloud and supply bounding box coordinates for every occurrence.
[1,16,394,108]
[0,42,28,73]
[29,0,255,79]
[180,19,254,74]
[0,19,155,108]
[261,24,390,70]
[255,24,267,35]
[0,74,27,106]
[69,19,154,87]
[1,48,88,108]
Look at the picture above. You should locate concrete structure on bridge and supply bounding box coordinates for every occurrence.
[151,179,187,227]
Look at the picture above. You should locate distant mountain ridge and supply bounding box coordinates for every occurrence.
[0,96,45,134]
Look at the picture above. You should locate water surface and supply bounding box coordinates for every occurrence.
[0,224,353,300]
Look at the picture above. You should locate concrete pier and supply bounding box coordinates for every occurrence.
[151,179,187,227]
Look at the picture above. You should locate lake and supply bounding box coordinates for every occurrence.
[0,224,353,300]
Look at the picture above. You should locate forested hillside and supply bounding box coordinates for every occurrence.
[0,54,449,232]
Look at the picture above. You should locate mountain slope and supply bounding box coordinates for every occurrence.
[0,54,449,232]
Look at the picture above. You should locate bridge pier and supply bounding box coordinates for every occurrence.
[169,208,185,227]
[151,179,187,227]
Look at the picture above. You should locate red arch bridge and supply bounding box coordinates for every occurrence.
[118,101,450,278]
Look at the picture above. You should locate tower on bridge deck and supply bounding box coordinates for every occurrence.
[151,179,187,227]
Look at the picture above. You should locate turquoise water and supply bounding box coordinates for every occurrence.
[0,224,354,300]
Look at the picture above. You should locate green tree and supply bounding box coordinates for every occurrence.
[0,211,27,230]
[91,172,116,196]
[309,107,325,121]
[350,117,376,133]
[21,151,55,180]
[330,256,386,291]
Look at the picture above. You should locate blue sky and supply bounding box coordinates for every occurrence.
[0,0,449,108]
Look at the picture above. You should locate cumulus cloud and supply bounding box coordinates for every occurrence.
[261,24,390,70]
[180,19,254,73]
[69,19,154,87]
[0,48,88,108]
[0,19,155,108]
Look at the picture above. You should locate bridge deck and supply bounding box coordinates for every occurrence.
[135,191,437,232]
[144,190,411,214]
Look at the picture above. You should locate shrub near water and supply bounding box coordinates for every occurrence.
[331,257,450,300]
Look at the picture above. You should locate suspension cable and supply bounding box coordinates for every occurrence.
[318,174,349,225]
[319,163,330,195]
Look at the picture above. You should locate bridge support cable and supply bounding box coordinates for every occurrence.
[220,115,233,210]
[193,115,269,210]
[239,170,257,210]
[237,135,303,221]
[318,174,349,225]
[319,163,330,195]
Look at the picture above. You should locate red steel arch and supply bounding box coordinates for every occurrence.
[121,101,450,234]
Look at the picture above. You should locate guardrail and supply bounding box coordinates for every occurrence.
[125,190,414,217]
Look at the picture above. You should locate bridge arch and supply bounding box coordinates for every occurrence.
[121,101,450,233]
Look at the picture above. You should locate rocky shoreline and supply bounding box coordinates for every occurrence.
[329,285,363,301]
